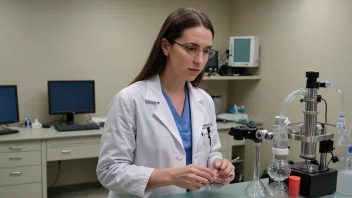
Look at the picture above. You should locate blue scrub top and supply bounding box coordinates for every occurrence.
[162,87,192,165]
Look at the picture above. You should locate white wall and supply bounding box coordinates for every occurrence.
[0,0,232,124]
[230,0,352,180]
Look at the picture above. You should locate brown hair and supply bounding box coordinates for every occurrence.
[130,8,214,87]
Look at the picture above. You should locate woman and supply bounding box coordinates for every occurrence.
[96,7,235,198]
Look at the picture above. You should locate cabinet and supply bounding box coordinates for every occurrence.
[0,141,42,198]
[217,123,244,161]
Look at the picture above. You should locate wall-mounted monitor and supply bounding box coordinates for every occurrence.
[229,36,260,67]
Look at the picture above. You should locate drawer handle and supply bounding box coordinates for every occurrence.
[9,146,23,150]
[62,149,72,153]
[9,156,23,160]
[10,172,22,176]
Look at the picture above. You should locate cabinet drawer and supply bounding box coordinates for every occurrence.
[0,141,41,153]
[47,143,100,161]
[0,166,41,186]
[0,151,41,168]
[219,137,227,151]
[0,182,42,198]
[47,136,101,148]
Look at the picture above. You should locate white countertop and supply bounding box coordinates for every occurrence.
[0,121,262,143]
[216,122,237,130]
[0,127,103,142]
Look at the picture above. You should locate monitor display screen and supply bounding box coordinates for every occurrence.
[205,51,219,69]
[48,81,95,114]
[234,38,251,62]
[0,86,19,124]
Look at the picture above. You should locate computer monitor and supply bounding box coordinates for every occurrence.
[48,81,95,124]
[0,85,19,125]
[229,36,260,67]
[205,50,219,72]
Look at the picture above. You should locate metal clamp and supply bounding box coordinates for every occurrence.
[9,146,23,150]
[302,110,319,115]
[62,149,72,153]
[256,130,274,140]
[288,131,334,143]
[10,172,22,176]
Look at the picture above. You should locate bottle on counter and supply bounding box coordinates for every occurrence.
[336,146,352,196]
[32,119,42,129]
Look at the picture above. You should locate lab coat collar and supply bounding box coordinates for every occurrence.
[145,75,163,103]
[145,75,205,158]
[186,81,203,102]
[145,75,203,103]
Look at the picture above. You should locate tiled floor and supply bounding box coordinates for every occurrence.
[49,187,109,198]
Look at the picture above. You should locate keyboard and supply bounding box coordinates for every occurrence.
[54,123,100,132]
[0,129,19,135]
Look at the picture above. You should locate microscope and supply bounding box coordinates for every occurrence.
[229,71,345,198]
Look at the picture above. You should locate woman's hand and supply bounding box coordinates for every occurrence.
[169,164,215,190]
[211,158,235,184]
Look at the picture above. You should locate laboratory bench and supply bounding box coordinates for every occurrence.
[148,178,346,198]
[0,121,251,198]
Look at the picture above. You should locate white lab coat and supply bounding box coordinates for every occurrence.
[96,75,222,198]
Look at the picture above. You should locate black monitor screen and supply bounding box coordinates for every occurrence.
[205,51,219,69]
[48,81,95,114]
[0,86,19,125]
